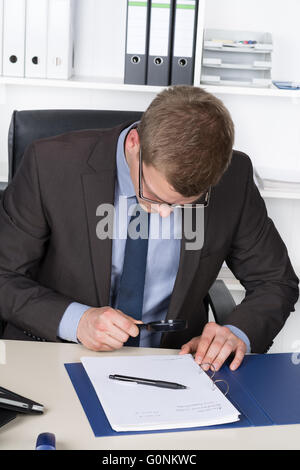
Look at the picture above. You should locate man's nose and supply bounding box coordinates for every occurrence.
[158,204,173,218]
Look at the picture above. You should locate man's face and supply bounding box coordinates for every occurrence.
[125,130,201,218]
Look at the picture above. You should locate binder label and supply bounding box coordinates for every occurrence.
[126,1,148,55]
[173,1,196,58]
[149,0,172,56]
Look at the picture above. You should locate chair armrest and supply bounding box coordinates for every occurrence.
[0,181,8,200]
[207,280,236,325]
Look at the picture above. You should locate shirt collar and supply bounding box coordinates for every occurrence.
[116,122,139,198]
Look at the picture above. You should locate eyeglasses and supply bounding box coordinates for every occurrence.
[138,149,211,209]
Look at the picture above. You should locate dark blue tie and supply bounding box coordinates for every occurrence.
[116,201,149,346]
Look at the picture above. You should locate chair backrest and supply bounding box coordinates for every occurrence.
[1,108,144,337]
[8,109,143,181]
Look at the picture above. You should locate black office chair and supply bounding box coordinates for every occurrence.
[0,109,236,338]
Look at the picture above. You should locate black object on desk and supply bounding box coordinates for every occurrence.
[0,386,44,414]
[138,319,187,332]
[0,408,17,429]
[109,374,187,390]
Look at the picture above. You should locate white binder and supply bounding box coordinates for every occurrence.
[25,0,49,79]
[2,0,26,77]
[47,0,75,80]
[0,0,3,75]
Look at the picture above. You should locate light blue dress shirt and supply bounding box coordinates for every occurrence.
[58,123,251,352]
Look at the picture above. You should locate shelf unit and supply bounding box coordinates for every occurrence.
[0,1,299,100]
[0,1,299,197]
[0,76,299,100]
[201,29,273,88]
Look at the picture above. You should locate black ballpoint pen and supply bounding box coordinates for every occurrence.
[108,374,187,390]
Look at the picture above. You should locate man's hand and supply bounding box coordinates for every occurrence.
[77,306,142,352]
[179,322,247,371]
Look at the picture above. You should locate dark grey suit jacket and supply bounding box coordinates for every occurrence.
[0,122,298,352]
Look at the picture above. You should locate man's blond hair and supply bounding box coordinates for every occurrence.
[138,86,235,197]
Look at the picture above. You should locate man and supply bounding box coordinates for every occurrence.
[0,86,298,372]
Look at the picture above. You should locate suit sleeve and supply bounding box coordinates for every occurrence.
[225,158,299,353]
[0,143,74,341]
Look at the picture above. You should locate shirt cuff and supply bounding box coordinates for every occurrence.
[58,302,91,343]
[225,324,251,353]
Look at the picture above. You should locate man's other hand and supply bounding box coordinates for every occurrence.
[179,322,247,371]
[77,306,142,351]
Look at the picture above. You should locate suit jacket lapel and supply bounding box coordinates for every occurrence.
[166,203,211,321]
[81,125,126,307]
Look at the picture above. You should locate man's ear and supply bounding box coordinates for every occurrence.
[125,128,140,153]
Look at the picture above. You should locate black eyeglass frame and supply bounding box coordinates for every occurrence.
[138,149,211,209]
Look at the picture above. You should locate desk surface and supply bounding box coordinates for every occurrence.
[0,340,299,450]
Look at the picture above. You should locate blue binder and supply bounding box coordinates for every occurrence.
[65,353,300,437]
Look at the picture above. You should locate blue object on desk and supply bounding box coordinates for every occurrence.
[64,353,300,437]
[273,81,300,90]
[36,432,56,450]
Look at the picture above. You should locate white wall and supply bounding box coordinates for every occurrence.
[205,0,300,172]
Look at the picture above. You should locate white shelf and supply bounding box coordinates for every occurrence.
[0,75,299,99]
[259,189,300,200]
[203,63,272,71]
[0,75,164,94]
[204,46,272,54]
[202,83,300,98]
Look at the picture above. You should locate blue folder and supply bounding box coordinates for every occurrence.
[65,353,300,437]
[273,81,300,90]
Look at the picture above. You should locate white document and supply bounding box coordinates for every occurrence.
[47,0,74,79]
[2,0,26,77]
[81,354,240,432]
[25,0,49,78]
[255,166,300,192]
[255,166,300,184]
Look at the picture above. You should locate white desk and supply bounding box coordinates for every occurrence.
[0,340,299,450]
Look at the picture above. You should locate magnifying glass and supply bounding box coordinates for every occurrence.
[138,319,187,332]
